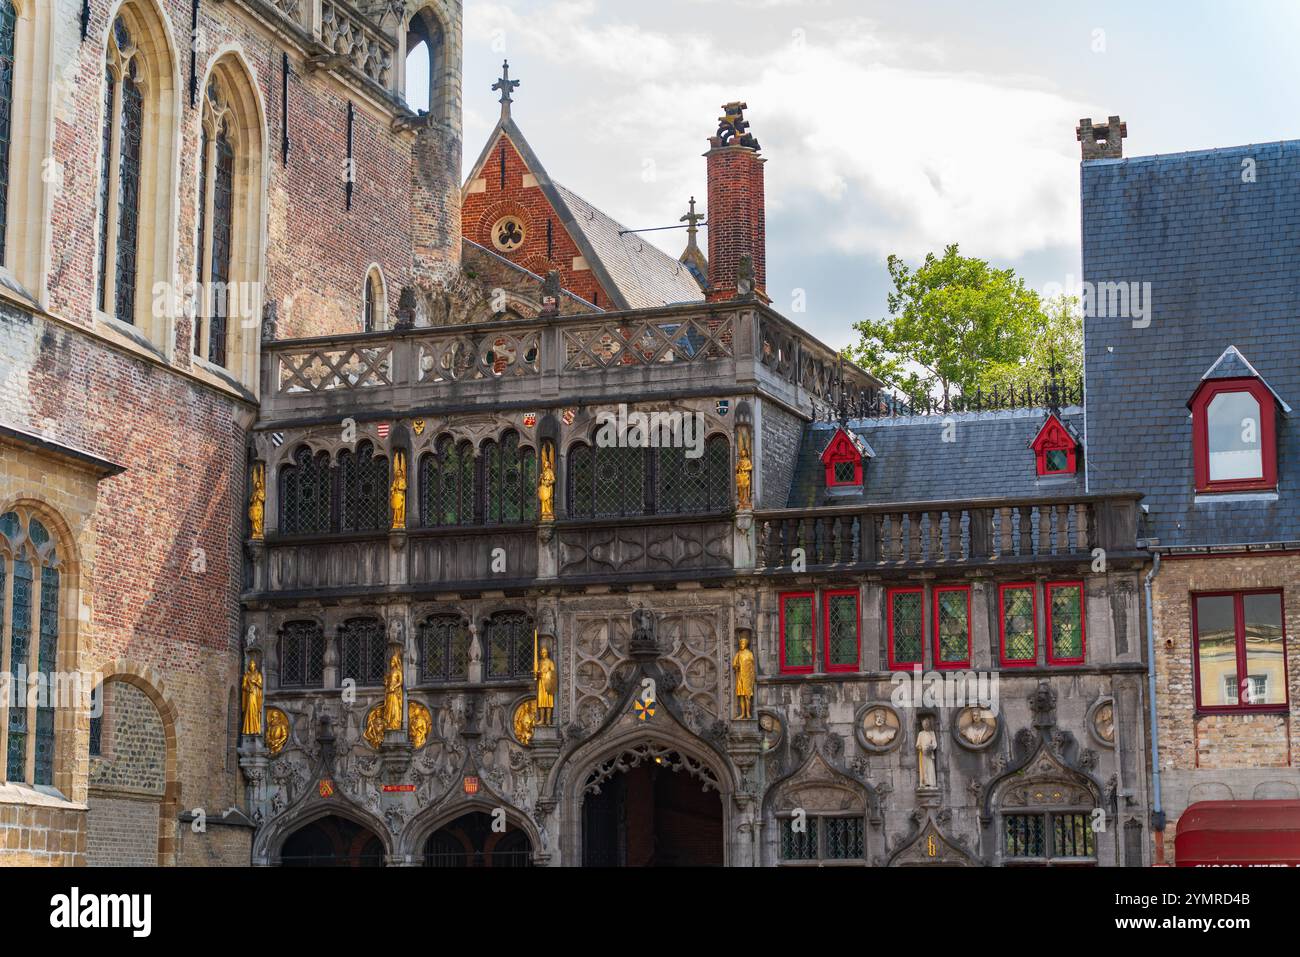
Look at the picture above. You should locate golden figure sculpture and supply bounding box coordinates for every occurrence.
[538,441,556,522]
[731,635,756,719]
[383,652,403,730]
[513,698,538,746]
[736,429,753,510]
[534,632,556,726]
[249,463,266,540]
[240,657,263,736]
[408,701,432,749]
[363,705,385,750]
[390,450,407,530]
[265,708,289,755]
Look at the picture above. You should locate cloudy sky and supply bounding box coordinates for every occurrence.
[442,0,1300,347]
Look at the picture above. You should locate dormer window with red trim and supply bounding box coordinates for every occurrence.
[1190,377,1278,493]
[1030,413,1079,477]
[821,428,869,489]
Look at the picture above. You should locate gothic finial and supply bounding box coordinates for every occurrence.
[680,195,705,243]
[493,59,520,118]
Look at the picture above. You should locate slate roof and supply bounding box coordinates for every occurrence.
[785,408,1085,509]
[1081,140,1300,547]
[463,116,705,311]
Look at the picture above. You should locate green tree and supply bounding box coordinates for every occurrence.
[976,294,1082,395]
[852,245,1078,405]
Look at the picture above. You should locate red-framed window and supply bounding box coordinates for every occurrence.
[820,429,864,488]
[1190,377,1277,493]
[1031,414,1078,476]
[1192,590,1288,712]
[887,587,924,670]
[822,589,860,672]
[779,592,816,674]
[998,583,1038,667]
[1045,581,1086,665]
[932,585,971,669]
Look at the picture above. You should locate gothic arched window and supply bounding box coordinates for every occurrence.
[339,440,389,532]
[363,272,377,332]
[567,443,646,519]
[656,435,730,514]
[195,76,236,367]
[484,431,537,524]
[279,446,333,535]
[419,615,470,683]
[95,16,144,324]
[278,620,325,689]
[484,611,533,680]
[420,436,475,527]
[0,1,15,263]
[404,8,445,117]
[0,510,62,786]
[339,617,386,687]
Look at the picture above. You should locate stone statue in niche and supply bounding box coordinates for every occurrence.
[916,717,938,790]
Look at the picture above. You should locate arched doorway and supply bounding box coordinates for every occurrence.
[280,815,384,867]
[423,812,533,867]
[581,746,724,867]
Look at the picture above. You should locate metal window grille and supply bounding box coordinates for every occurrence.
[280,447,333,534]
[594,446,646,518]
[1002,586,1035,661]
[890,591,923,664]
[420,616,469,683]
[279,621,324,689]
[567,443,594,516]
[6,558,31,781]
[341,441,389,532]
[421,438,471,527]
[340,617,386,687]
[485,432,537,525]
[782,596,813,669]
[936,590,969,663]
[826,593,858,667]
[485,611,532,679]
[655,435,730,515]
[0,1,14,261]
[114,67,143,324]
[1050,585,1083,659]
[1053,813,1096,857]
[823,817,864,859]
[833,460,857,484]
[1003,814,1045,857]
[208,126,234,367]
[779,817,818,861]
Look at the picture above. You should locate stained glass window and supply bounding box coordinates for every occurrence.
[113,64,143,323]
[194,124,208,355]
[568,444,646,519]
[779,817,818,861]
[656,435,730,515]
[484,431,536,525]
[419,616,469,683]
[485,611,532,679]
[279,621,324,689]
[420,438,475,527]
[780,594,814,672]
[340,617,386,687]
[825,591,858,669]
[7,556,30,781]
[0,0,14,262]
[1054,813,1096,857]
[208,127,234,366]
[363,274,376,332]
[95,70,115,313]
[1004,814,1045,858]
[340,441,389,532]
[889,589,923,666]
[1000,585,1036,663]
[35,563,57,785]
[279,447,333,534]
[93,19,144,324]
[1047,583,1084,663]
[823,817,864,859]
[935,587,970,666]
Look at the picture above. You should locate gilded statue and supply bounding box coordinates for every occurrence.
[249,463,266,540]
[266,708,289,755]
[538,441,556,522]
[383,652,403,730]
[736,429,753,510]
[731,635,756,719]
[535,639,556,727]
[513,698,538,746]
[240,657,263,736]
[408,700,432,749]
[390,450,407,530]
[363,706,385,749]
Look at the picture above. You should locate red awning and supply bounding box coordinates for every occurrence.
[1176,800,1300,867]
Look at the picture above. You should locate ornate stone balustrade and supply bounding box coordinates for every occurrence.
[320,0,394,87]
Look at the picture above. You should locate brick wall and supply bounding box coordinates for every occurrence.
[705,142,765,300]
[85,794,160,866]
[89,681,165,793]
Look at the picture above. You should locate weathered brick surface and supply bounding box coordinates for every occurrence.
[84,793,159,867]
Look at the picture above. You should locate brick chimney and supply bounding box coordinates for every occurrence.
[1077,116,1127,160]
[705,102,767,302]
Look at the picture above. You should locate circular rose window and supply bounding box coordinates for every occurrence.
[491,215,527,253]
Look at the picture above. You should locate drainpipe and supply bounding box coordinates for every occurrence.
[1144,549,1166,865]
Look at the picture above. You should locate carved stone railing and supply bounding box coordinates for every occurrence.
[753,493,1143,570]
[320,0,395,87]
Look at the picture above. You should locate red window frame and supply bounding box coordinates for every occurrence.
[886,586,925,671]
[1045,581,1087,665]
[779,591,816,674]
[1190,377,1277,493]
[822,589,860,672]
[932,585,971,670]
[998,582,1038,667]
[1031,415,1078,477]
[821,429,864,488]
[1191,588,1289,714]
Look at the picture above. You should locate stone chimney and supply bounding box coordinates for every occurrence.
[1077,116,1127,160]
[705,102,767,302]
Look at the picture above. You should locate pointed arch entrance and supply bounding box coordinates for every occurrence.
[279,814,384,867]
[423,811,533,867]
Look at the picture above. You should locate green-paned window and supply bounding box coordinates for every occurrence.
[935,587,970,666]
[7,557,31,782]
[35,564,58,785]
[825,592,858,670]
[889,589,923,666]
[833,460,858,484]
[781,594,814,672]
[1053,813,1096,857]
[779,817,818,861]
[1000,585,1036,663]
[1003,814,1045,858]
[1047,583,1084,663]
[1045,449,1069,473]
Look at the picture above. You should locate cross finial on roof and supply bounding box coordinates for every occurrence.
[493,60,520,118]
[680,196,704,240]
